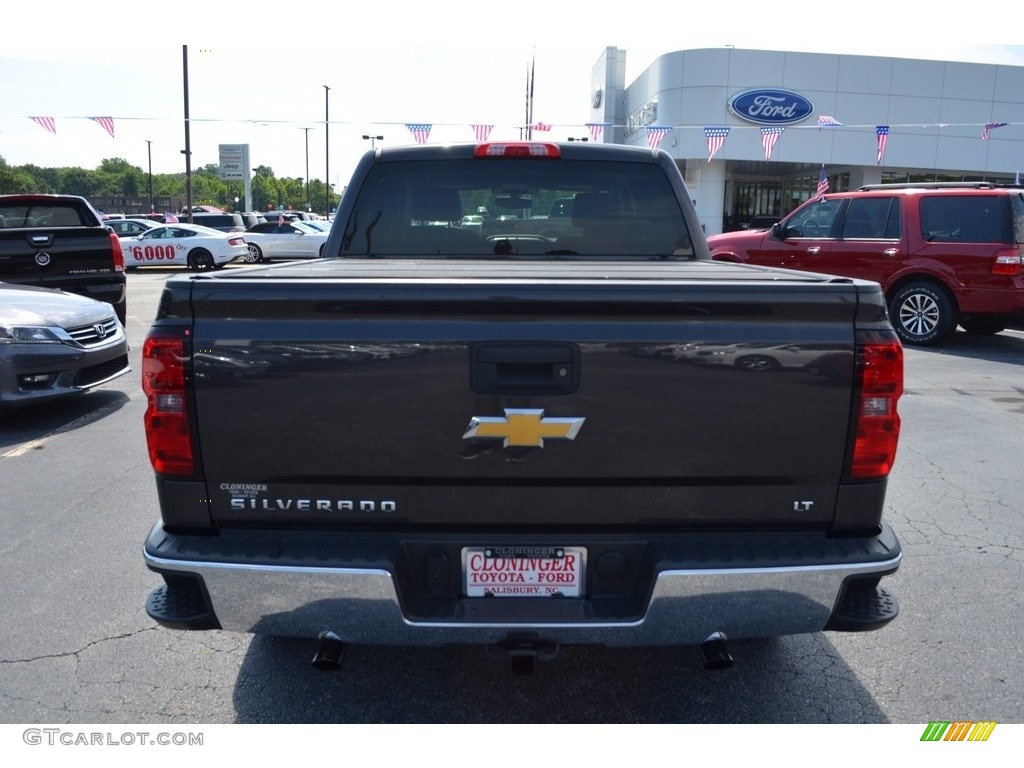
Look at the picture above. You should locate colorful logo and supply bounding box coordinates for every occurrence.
[921,721,997,741]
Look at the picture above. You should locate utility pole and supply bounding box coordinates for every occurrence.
[301,127,312,211]
[146,140,154,213]
[182,45,193,221]
[323,85,331,216]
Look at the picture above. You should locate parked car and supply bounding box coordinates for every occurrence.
[241,220,329,263]
[742,215,781,231]
[106,218,163,239]
[0,282,130,409]
[708,182,1024,345]
[178,212,247,233]
[121,223,247,271]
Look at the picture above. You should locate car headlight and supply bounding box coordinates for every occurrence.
[0,326,64,344]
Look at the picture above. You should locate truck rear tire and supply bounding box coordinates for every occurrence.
[888,282,955,346]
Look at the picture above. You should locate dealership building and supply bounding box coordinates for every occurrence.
[588,47,1024,234]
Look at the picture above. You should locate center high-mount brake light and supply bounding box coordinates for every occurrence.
[143,331,194,475]
[849,335,903,479]
[475,142,561,158]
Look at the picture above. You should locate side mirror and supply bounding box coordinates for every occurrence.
[771,222,784,239]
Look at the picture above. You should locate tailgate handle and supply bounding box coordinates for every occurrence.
[471,343,580,395]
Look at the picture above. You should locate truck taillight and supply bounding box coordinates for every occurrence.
[849,336,903,479]
[109,230,125,273]
[991,247,1021,275]
[143,332,194,475]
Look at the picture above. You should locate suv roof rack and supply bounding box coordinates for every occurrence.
[857,182,997,191]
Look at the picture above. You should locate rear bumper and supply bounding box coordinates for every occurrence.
[143,522,901,646]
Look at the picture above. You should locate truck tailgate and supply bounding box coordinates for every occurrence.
[187,261,866,529]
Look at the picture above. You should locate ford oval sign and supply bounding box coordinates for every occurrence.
[728,89,814,125]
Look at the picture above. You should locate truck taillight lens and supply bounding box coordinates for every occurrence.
[143,333,194,475]
[474,142,560,157]
[991,248,1021,275]
[109,231,125,273]
[850,337,903,479]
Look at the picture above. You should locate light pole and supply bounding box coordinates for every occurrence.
[300,127,313,211]
[362,134,384,150]
[323,85,331,216]
[145,140,154,213]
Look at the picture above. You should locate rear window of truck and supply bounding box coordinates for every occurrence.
[0,204,84,228]
[339,159,694,259]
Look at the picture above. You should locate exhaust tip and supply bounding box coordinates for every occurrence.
[311,630,347,671]
[699,631,734,670]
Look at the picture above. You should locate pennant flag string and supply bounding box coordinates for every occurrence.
[89,116,115,139]
[876,125,890,165]
[531,121,552,132]
[405,123,432,145]
[586,122,611,142]
[761,126,785,161]
[30,116,56,134]
[470,124,493,142]
[982,121,1008,140]
[646,126,672,150]
[817,115,843,129]
[704,126,730,162]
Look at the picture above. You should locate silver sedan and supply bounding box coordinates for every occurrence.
[0,282,130,410]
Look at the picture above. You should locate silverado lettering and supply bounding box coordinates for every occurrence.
[142,141,904,673]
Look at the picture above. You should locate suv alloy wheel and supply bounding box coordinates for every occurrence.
[889,282,955,346]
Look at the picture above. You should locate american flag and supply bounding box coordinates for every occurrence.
[471,124,493,142]
[30,116,56,134]
[586,122,610,142]
[876,125,889,165]
[90,116,115,139]
[278,214,284,225]
[646,126,672,150]
[982,121,1008,140]
[704,127,730,162]
[760,126,785,161]
[406,123,432,144]
[817,115,843,128]
[532,121,552,132]
[816,165,829,196]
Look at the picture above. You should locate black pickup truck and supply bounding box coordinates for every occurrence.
[0,194,126,325]
[141,142,904,672]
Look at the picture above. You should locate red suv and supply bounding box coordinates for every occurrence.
[707,182,1024,345]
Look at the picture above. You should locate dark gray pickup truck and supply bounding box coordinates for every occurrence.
[141,142,904,673]
[0,194,127,325]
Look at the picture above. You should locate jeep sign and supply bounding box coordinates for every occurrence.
[728,89,814,125]
[218,144,250,181]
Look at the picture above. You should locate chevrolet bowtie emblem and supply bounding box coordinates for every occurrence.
[463,408,585,448]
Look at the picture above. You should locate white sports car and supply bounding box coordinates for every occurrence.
[122,224,247,271]
[241,220,329,263]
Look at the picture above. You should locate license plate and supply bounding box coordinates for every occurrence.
[462,546,586,597]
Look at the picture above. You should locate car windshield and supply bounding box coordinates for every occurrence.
[339,158,693,259]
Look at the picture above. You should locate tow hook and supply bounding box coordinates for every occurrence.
[698,631,734,670]
[311,630,348,671]
[487,633,560,677]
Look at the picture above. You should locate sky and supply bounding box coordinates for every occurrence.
[2,3,1023,194]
